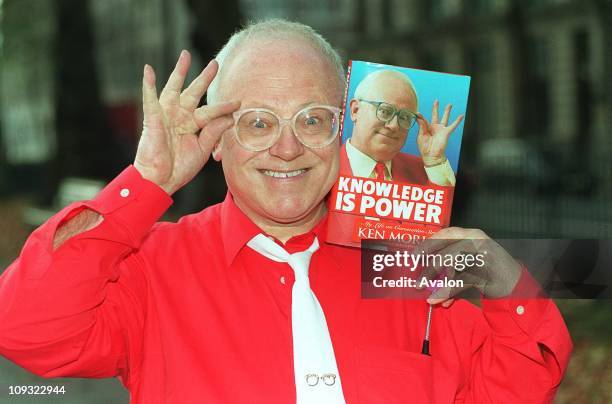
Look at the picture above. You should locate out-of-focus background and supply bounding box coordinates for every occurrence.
[0,0,610,402]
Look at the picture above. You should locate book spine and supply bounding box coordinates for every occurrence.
[338,60,353,142]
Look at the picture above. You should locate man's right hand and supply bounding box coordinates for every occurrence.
[134,50,240,195]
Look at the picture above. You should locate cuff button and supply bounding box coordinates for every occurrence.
[516,305,525,315]
[120,188,130,198]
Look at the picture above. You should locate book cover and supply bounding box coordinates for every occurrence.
[326,60,471,247]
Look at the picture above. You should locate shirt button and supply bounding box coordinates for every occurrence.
[120,188,130,198]
[516,305,525,315]
[280,276,286,285]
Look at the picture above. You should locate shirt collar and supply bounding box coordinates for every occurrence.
[345,138,392,179]
[219,192,328,266]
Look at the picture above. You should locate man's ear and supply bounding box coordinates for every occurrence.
[212,137,223,162]
[349,99,359,122]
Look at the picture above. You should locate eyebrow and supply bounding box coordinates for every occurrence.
[373,100,417,112]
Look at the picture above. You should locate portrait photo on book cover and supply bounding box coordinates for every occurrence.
[340,61,470,188]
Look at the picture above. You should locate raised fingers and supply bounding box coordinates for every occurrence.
[447,114,465,133]
[431,100,439,125]
[416,113,432,136]
[441,104,452,126]
[142,65,163,131]
[180,60,219,110]
[159,50,191,105]
[194,100,241,127]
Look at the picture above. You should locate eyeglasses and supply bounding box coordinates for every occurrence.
[305,373,337,386]
[359,99,417,130]
[232,105,342,152]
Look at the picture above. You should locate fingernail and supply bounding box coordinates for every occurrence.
[143,64,154,80]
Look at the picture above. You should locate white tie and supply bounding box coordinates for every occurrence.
[247,234,346,404]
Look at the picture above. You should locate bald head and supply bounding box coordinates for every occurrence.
[349,69,419,162]
[208,19,345,105]
[353,69,418,109]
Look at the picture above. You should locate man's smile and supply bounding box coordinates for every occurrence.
[259,168,309,179]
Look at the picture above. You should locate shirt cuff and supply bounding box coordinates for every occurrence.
[82,165,173,247]
[424,159,456,186]
[481,268,550,338]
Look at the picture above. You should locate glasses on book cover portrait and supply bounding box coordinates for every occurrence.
[359,99,418,130]
[233,105,342,151]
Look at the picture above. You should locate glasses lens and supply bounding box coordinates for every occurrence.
[376,103,396,122]
[295,107,339,147]
[398,110,416,129]
[322,374,336,386]
[236,111,279,150]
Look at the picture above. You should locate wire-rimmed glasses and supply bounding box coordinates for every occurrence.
[359,99,417,129]
[233,105,342,152]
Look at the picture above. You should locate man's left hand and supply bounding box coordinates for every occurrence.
[416,100,464,167]
[416,227,523,307]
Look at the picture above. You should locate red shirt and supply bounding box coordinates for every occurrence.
[0,166,572,403]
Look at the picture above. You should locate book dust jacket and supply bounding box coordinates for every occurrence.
[327,60,471,247]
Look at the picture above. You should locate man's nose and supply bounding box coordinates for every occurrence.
[268,123,305,161]
[384,114,401,130]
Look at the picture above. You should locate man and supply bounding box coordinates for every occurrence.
[341,69,460,186]
[0,19,571,403]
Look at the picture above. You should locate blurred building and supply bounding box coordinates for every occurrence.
[0,0,238,207]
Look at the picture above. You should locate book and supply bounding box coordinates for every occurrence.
[326,60,471,247]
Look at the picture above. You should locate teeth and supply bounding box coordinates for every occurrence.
[262,169,306,178]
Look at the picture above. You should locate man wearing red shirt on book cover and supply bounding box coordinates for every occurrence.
[0,19,571,403]
[340,69,461,187]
